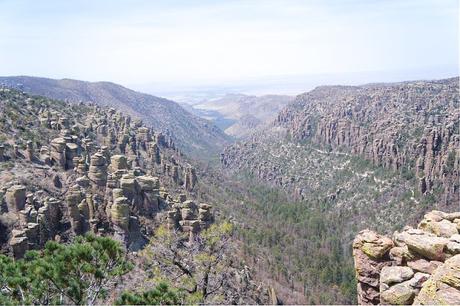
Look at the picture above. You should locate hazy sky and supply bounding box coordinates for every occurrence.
[0,0,458,92]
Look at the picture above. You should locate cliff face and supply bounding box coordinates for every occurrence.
[222,78,459,204]
[275,78,459,202]
[353,210,460,305]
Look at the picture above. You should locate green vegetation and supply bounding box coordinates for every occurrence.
[115,283,182,305]
[0,221,241,305]
[201,143,434,304]
[234,184,357,304]
[0,234,132,305]
[139,222,235,304]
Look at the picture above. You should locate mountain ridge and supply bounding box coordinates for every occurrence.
[189,93,294,138]
[0,76,231,160]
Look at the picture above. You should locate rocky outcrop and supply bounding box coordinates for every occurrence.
[166,194,213,236]
[5,185,27,213]
[88,152,108,187]
[414,254,460,304]
[222,78,460,203]
[0,88,215,258]
[184,166,198,191]
[0,75,231,159]
[353,210,460,305]
[50,137,67,168]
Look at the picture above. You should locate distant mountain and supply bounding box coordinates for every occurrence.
[223,77,459,204]
[220,77,460,303]
[191,93,294,138]
[0,76,231,159]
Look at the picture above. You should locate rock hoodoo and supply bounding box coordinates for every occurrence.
[0,88,214,257]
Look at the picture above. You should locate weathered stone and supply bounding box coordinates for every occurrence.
[380,266,414,285]
[172,166,179,183]
[50,137,66,168]
[407,258,443,274]
[26,140,34,161]
[111,196,130,231]
[110,154,129,172]
[53,174,62,188]
[452,219,460,231]
[354,229,394,259]
[75,176,90,188]
[90,152,106,166]
[58,116,70,129]
[419,218,458,238]
[181,208,195,220]
[389,245,415,264]
[199,203,212,210]
[184,166,198,191]
[137,175,159,191]
[112,188,124,199]
[120,174,137,200]
[78,199,90,221]
[444,212,460,221]
[65,142,79,169]
[380,281,416,305]
[178,194,187,203]
[414,254,460,305]
[5,185,26,212]
[10,236,28,259]
[408,272,430,289]
[12,144,19,158]
[447,240,460,255]
[353,246,391,304]
[357,282,380,305]
[88,152,107,187]
[179,219,200,233]
[423,211,445,222]
[395,230,448,261]
[0,144,5,161]
[167,209,179,230]
[45,198,61,235]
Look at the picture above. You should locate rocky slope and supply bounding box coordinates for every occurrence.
[0,86,209,255]
[192,93,294,138]
[0,76,231,159]
[0,87,271,304]
[353,210,460,305]
[222,77,459,205]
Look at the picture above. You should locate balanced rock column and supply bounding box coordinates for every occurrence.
[5,185,27,212]
[184,167,198,191]
[88,152,108,187]
[50,137,67,168]
[65,142,79,169]
[111,196,130,231]
[26,141,34,161]
[110,154,129,172]
[136,175,160,215]
[0,144,5,161]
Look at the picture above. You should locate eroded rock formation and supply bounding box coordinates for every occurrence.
[222,78,459,203]
[0,88,211,257]
[353,210,460,305]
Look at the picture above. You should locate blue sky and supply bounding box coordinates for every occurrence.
[0,0,458,93]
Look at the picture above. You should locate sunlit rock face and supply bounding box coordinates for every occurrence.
[353,210,460,305]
